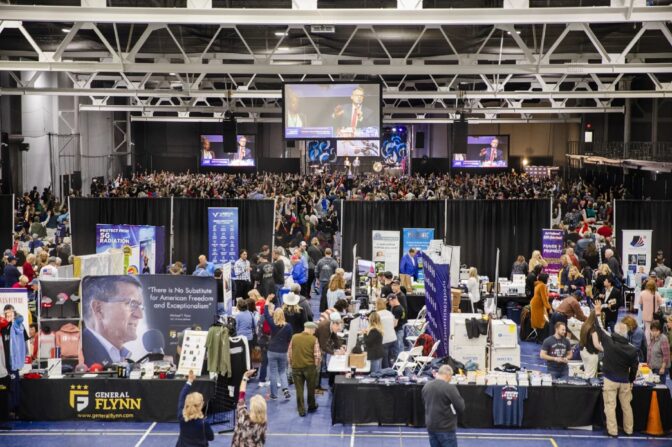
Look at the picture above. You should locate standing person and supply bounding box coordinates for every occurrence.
[315,313,344,390]
[525,264,542,301]
[315,248,338,312]
[353,156,360,176]
[307,238,323,297]
[271,248,285,297]
[288,322,321,417]
[290,284,314,323]
[192,255,215,277]
[540,322,573,379]
[231,369,267,447]
[594,300,638,438]
[290,255,309,299]
[647,321,670,384]
[511,255,528,278]
[3,256,20,290]
[621,315,647,363]
[234,250,252,299]
[422,365,465,447]
[255,254,276,300]
[376,298,397,368]
[466,267,480,313]
[601,278,621,333]
[264,303,293,400]
[604,249,623,281]
[579,311,603,378]
[528,250,548,273]
[362,311,384,374]
[326,269,347,310]
[399,248,418,291]
[176,369,214,447]
[530,273,552,340]
[234,299,256,344]
[388,294,407,360]
[1,304,28,419]
[639,279,664,341]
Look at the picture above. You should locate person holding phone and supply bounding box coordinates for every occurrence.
[176,369,214,447]
[0,304,28,419]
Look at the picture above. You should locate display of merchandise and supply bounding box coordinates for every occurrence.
[486,385,528,427]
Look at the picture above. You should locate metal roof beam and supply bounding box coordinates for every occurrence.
[1,60,670,75]
[2,5,669,25]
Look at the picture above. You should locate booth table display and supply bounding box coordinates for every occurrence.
[331,377,672,431]
[20,377,215,422]
[328,355,371,373]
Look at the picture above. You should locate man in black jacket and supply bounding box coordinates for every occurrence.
[272,248,285,298]
[594,300,639,438]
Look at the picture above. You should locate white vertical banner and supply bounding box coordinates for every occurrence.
[622,230,653,286]
[372,230,401,275]
[222,262,233,314]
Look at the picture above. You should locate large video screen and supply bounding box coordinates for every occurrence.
[284,83,381,139]
[200,134,255,167]
[452,135,509,168]
[337,139,380,157]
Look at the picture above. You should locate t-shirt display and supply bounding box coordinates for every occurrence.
[485,385,528,427]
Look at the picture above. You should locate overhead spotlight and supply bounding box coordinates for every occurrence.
[392,127,397,132]
[274,31,288,37]
[522,158,529,166]
[169,72,176,76]
[62,28,71,33]
[507,31,522,35]
[277,47,290,51]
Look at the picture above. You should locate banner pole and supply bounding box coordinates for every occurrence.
[169,196,174,266]
[272,198,277,252]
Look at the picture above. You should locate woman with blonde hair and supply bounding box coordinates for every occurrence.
[264,303,293,400]
[639,279,664,341]
[363,311,385,373]
[326,268,347,309]
[466,267,480,313]
[176,369,214,447]
[528,250,548,273]
[231,369,267,447]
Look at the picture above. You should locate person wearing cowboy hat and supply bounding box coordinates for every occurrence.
[281,292,308,335]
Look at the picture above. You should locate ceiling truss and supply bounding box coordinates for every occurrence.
[1,4,671,122]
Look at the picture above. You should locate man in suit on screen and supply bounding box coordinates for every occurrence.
[332,86,377,137]
[479,137,504,165]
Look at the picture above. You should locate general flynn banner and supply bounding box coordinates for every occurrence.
[80,275,217,367]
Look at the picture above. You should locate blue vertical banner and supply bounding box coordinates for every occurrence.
[208,207,239,268]
[402,228,435,281]
[421,252,450,357]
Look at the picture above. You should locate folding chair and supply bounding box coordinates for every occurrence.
[392,346,423,375]
[413,341,441,374]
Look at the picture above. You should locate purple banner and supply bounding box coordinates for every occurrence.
[542,229,564,276]
[421,252,450,357]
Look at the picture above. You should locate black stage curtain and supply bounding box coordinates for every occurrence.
[444,200,550,279]
[0,194,14,251]
[340,200,445,269]
[615,200,672,260]
[70,198,172,269]
[172,198,275,272]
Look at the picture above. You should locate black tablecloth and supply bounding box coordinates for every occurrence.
[332,377,672,432]
[19,377,215,422]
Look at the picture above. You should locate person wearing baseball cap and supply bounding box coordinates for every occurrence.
[287,321,320,417]
[388,293,407,358]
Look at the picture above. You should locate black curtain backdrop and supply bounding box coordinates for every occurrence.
[444,200,551,279]
[70,198,275,273]
[340,200,550,279]
[340,200,446,269]
[172,198,275,272]
[615,200,672,260]
[0,194,14,251]
[70,198,173,269]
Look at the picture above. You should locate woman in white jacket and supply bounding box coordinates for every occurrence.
[466,267,481,313]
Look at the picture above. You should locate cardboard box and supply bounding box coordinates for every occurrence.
[348,353,366,369]
[491,319,518,348]
[489,346,521,371]
[450,345,487,371]
[450,313,486,345]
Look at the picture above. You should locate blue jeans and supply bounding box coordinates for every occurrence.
[382,342,396,368]
[548,366,568,379]
[259,347,268,382]
[428,431,457,447]
[370,358,382,374]
[268,351,289,398]
[395,329,405,356]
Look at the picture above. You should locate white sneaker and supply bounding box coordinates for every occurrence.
[260,381,270,387]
